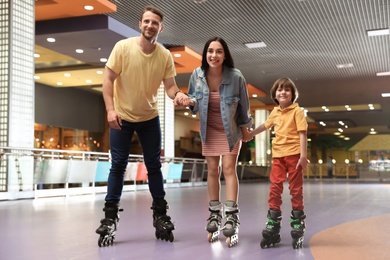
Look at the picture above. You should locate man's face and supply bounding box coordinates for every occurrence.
[139,11,163,41]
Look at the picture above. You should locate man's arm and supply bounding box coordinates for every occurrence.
[102,66,121,129]
[163,77,191,106]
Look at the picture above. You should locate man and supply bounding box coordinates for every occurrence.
[96,5,190,246]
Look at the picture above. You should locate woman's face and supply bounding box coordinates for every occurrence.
[206,41,225,69]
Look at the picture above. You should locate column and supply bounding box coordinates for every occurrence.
[254,109,270,165]
[0,0,35,194]
[157,84,175,158]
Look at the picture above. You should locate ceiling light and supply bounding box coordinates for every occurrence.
[338,128,343,132]
[245,41,267,49]
[376,71,390,76]
[96,70,103,75]
[252,94,258,98]
[64,73,71,77]
[47,37,55,43]
[381,93,390,97]
[34,75,40,80]
[34,53,40,58]
[86,79,92,84]
[173,53,181,57]
[100,58,107,62]
[336,63,353,69]
[57,82,63,86]
[84,5,94,10]
[367,28,389,37]
[75,49,84,53]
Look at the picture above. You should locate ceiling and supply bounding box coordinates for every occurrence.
[34,0,390,147]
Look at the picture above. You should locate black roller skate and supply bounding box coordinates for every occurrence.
[206,201,222,243]
[260,209,281,249]
[221,201,240,248]
[151,198,175,242]
[290,210,306,249]
[96,201,123,247]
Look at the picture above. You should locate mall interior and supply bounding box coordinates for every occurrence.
[0,0,389,259]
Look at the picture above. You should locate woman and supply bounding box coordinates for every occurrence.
[187,37,252,247]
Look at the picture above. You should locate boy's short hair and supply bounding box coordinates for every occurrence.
[270,78,299,105]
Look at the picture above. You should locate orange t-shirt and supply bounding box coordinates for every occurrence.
[264,103,307,158]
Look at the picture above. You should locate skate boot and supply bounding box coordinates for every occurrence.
[221,201,240,248]
[290,210,306,249]
[95,201,123,247]
[151,198,175,242]
[206,201,222,243]
[260,209,281,249]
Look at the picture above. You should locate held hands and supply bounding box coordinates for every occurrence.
[107,110,122,130]
[241,128,253,142]
[174,92,192,107]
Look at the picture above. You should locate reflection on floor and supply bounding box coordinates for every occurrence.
[1,180,390,260]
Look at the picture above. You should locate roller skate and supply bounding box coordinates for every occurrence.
[96,201,123,247]
[221,201,240,248]
[151,198,175,242]
[260,209,281,249]
[290,210,306,249]
[205,201,222,243]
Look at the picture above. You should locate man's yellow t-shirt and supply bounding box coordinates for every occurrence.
[106,37,176,122]
[264,103,307,158]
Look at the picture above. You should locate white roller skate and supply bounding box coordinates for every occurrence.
[206,201,222,242]
[221,201,239,248]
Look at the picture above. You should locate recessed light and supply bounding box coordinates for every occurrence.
[86,79,92,84]
[245,41,267,49]
[100,58,107,62]
[173,53,181,57]
[34,75,40,80]
[75,49,84,53]
[336,63,353,69]
[376,71,390,76]
[381,93,390,97]
[64,73,71,77]
[84,5,94,11]
[57,82,63,86]
[34,53,40,58]
[47,37,55,43]
[96,70,103,75]
[367,28,389,37]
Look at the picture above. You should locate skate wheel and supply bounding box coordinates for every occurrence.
[207,233,213,242]
[98,236,104,247]
[260,239,266,249]
[168,232,174,242]
[226,237,231,247]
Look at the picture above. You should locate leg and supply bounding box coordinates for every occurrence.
[286,155,304,211]
[206,156,221,201]
[105,122,134,202]
[268,158,288,211]
[221,154,239,202]
[96,121,133,247]
[136,117,174,242]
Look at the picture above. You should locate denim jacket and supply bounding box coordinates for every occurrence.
[188,66,253,152]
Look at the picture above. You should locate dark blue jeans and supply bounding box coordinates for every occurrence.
[105,116,165,202]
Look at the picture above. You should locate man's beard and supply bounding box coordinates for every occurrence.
[142,31,156,42]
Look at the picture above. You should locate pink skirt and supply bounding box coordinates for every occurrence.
[202,92,241,156]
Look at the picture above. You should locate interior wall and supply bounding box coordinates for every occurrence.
[35,83,105,132]
[174,116,200,140]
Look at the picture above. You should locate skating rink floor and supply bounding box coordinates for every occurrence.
[1,179,390,260]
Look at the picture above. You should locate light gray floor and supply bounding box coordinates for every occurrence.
[1,180,390,260]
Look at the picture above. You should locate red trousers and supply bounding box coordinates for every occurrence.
[268,154,304,211]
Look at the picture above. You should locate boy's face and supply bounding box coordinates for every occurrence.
[275,85,293,107]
